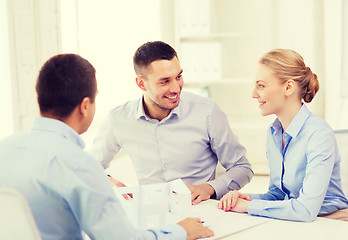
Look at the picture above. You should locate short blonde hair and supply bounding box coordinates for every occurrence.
[259,49,319,103]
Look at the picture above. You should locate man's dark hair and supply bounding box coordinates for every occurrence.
[36,54,97,118]
[133,41,178,75]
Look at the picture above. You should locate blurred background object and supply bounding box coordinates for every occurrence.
[1,0,348,177]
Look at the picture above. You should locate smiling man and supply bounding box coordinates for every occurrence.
[90,41,253,204]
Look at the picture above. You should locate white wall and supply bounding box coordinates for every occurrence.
[275,0,325,118]
[3,1,347,171]
[0,0,14,140]
[324,0,348,130]
[6,0,61,132]
[2,0,164,146]
[71,0,163,148]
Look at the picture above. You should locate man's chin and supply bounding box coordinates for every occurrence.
[160,103,178,111]
[163,98,180,109]
[170,101,180,109]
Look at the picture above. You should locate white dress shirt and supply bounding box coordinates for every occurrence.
[90,91,253,199]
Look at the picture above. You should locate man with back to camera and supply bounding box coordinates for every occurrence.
[90,41,254,204]
[0,54,213,240]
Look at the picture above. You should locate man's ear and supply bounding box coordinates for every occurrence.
[285,79,295,96]
[136,76,146,91]
[79,97,90,117]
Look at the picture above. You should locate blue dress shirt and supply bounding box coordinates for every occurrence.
[89,91,253,199]
[0,117,186,239]
[248,104,348,222]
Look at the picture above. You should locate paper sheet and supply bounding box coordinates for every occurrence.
[114,181,270,238]
[189,200,271,239]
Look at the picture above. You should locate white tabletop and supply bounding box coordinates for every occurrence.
[227,217,348,240]
[196,200,348,240]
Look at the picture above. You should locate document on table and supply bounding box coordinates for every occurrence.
[114,180,270,238]
[189,200,271,239]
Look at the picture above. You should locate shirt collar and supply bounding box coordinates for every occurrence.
[271,118,283,135]
[135,97,145,120]
[135,95,181,122]
[30,117,85,149]
[271,104,311,138]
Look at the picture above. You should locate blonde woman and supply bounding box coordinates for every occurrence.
[218,49,348,222]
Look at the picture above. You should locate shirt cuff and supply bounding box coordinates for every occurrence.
[208,179,240,200]
[207,179,224,199]
[248,193,262,200]
[247,199,265,216]
[158,223,187,239]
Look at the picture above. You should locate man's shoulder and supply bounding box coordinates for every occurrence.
[181,91,215,106]
[0,130,91,168]
[0,131,29,149]
[180,91,219,117]
[40,133,96,170]
[108,98,140,119]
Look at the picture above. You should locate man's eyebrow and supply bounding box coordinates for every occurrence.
[159,70,183,81]
[159,77,170,81]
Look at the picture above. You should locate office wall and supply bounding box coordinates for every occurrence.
[3,1,347,175]
[0,0,14,140]
[324,0,348,130]
[6,1,342,132]
[275,0,325,118]
[6,0,61,132]
[71,0,163,147]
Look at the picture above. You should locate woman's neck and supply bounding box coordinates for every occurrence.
[277,101,303,132]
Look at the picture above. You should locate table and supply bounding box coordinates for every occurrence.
[229,217,347,240]
[196,200,348,240]
[114,181,348,240]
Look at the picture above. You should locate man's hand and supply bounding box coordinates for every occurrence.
[107,175,132,200]
[177,217,214,240]
[217,190,251,212]
[187,183,215,205]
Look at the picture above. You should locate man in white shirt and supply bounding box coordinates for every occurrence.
[90,41,253,204]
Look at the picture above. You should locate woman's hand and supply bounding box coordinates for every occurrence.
[217,190,251,212]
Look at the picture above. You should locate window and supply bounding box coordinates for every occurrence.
[60,0,163,148]
[342,0,348,96]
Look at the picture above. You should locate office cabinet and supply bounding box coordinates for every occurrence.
[174,0,276,173]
